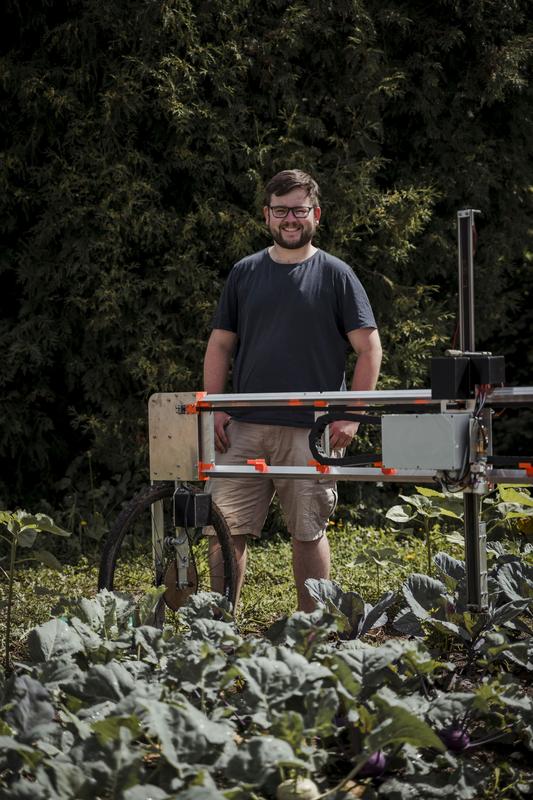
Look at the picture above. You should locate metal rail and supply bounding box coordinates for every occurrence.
[204,465,533,485]
[199,385,533,409]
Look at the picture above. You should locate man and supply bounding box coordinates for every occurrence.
[204,169,382,611]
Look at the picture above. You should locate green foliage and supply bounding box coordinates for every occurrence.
[304,578,395,639]
[0,510,70,669]
[393,551,533,665]
[0,579,532,799]
[385,485,464,575]
[1,497,532,795]
[1,0,532,506]
[350,546,404,594]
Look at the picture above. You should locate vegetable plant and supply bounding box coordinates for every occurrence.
[0,510,70,670]
[349,546,404,595]
[0,584,532,798]
[385,486,463,575]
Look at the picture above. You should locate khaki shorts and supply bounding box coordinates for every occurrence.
[206,419,338,542]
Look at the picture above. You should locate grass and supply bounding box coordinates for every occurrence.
[0,520,465,662]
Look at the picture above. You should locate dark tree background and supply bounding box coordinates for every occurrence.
[1,0,531,527]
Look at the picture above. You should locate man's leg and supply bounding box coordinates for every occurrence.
[206,420,274,611]
[292,535,331,612]
[209,533,248,608]
[271,426,338,613]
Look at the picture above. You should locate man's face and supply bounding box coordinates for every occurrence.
[263,188,321,250]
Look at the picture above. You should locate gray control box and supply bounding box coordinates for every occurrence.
[382,413,470,470]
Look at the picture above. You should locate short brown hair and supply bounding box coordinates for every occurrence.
[264,169,320,206]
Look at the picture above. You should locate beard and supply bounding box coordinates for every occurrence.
[270,223,315,250]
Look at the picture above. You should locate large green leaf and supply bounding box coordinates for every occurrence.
[19,757,92,800]
[426,692,475,729]
[305,579,394,638]
[378,759,491,798]
[385,505,415,523]
[123,787,171,800]
[27,619,85,662]
[2,675,57,744]
[9,512,71,548]
[136,586,166,626]
[68,726,143,799]
[137,697,234,768]
[495,560,533,601]
[265,608,340,652]
[91,714,142,745]
[64,661,137,703]
[334,640,408,695]
[490,598,532,627]
[225,736,307,789]
[55,590,137,642]
[433,552,465,582]
[497,487,533,507]
[366,694,446,754]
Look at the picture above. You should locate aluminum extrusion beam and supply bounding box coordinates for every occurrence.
[458,209,480,352]
[204,466,533,485]
[205,465,439,482]
[200,386,533,408]
[201,389,436,407]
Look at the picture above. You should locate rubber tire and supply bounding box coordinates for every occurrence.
[98,482,237,622]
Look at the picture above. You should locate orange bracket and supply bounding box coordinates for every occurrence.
[185,391,210,414]
[288,399,303,406]
[247,459,269,473]
[518,462,533,477]
[373,460,383,468]
[314,400,328,408]
[381,466,397,475]
[198,461,214,480]
[308,459,331,474]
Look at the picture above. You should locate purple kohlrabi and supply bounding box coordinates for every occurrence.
[359,750,387,777]
[439,725,471,752]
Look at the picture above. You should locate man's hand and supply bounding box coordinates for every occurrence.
[214,411,232,453]
[329,419,359,450]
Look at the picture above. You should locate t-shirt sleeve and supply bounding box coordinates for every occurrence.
[339,269,377,332]
[211,267,238,332]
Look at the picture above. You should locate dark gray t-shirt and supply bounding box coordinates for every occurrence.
[212,248,377,426]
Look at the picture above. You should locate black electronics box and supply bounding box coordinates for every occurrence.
[431,354,505,400]
[173,492,212,527]
[469,354,506,386]
[431,356,470,399]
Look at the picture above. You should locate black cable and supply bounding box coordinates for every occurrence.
[308,411,382,466]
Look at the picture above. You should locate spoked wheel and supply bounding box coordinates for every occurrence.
[98,482,237,623]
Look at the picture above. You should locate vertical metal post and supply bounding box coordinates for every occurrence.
[151,494,165,584]
[457,209,488,610]
[457,209,479,352]
[463,495,488,607]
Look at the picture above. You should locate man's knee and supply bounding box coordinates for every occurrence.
[290,528,327,543]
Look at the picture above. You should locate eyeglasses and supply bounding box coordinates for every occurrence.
[268,205,315,219]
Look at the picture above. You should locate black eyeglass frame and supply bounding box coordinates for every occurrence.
[268,205,316,219]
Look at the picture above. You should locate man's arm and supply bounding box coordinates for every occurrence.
[329,327,382,449]
[347,327,382,392]
[204,328,238,453]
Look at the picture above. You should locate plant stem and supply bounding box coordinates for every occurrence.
[88,450,96,519]
[426,520,432,576]
[4,536,17,670]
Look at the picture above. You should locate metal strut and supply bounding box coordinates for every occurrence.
[458,209,488,611]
